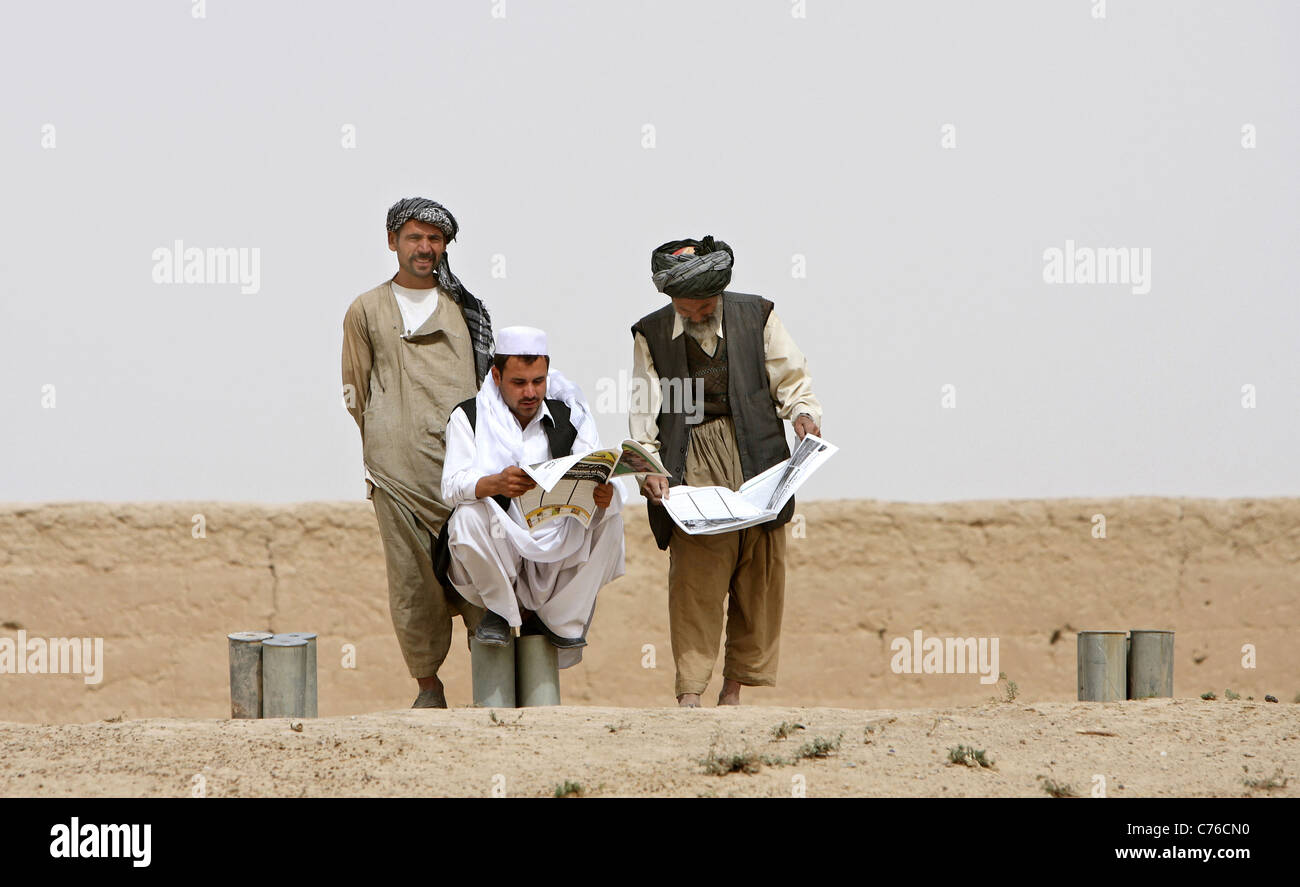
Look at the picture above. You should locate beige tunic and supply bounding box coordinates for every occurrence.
[342,279,479,536]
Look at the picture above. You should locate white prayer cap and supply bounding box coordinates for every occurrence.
[495,325,548,356]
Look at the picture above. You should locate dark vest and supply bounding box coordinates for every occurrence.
[631,291,793,550]
[685,332,730,417]
[431,397,578,590]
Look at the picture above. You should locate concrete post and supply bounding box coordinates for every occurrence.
[1077,630,1127,702]
[516,635,561,707]
[1127,629,1174,699]
[471,636,516,708]
[284,632,317,717]
[227,631,273,719]
[262,635,308,718]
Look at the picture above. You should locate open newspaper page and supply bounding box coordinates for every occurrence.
[610,440,668,478]
[661,434,837,536]
[519,440,670,531]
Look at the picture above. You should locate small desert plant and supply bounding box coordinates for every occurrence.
[947,745,993,768]
[554,780,585,798]
[1200,691,1217,700]
[489,710,525,727]
[1039,776,1079,798]
[701,744,789,775]
[795,734,843,760]
[1224,689,1241,700]
[989,672,1019,703]
[1242,769,1288,791]
[770,721,806,741]
[703,749,762,775]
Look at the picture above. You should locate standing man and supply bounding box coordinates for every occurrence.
[629,236,823,708]
[440,326,626,669]
[341,196,495,708]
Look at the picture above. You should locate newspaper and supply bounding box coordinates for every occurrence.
[518,440,670,530]
[661,434,837,535]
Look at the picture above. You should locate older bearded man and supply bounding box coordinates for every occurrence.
[630,236,823,707]
[439,326,627,668]
[341,196,495,708]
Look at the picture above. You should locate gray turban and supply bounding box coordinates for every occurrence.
[386,197,459,242]
[650,235,734,299]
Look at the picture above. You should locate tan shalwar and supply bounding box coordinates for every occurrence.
[668,415,787,695]
[342,279,482,678]
[630,300,821,697]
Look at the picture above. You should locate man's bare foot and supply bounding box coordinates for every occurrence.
[717,679,742,706]
[677,693,701,708]
[415,675,447,704]
[414,675,447,708]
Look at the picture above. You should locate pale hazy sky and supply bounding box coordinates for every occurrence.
[2,0,1296,505]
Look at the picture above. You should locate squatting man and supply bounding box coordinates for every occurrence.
[439,326,627,667]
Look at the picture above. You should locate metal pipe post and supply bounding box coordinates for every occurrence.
[1077,630,1127,702]
[471,636,516,708]
[262,635,308,718]
[516,635,561,707]
[284,632,318,717]
[227,631,273,719]
[1127,629,1174,699]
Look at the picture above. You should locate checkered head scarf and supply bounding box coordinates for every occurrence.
[386,197,459,242]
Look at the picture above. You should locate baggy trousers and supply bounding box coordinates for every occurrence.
[667,416,787,697]
[372,484,483,679]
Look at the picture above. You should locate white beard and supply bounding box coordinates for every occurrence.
[682,317,718,356]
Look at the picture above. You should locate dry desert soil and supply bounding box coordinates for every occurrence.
[2,699,1296,798]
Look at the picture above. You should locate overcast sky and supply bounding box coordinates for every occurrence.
[2,0,1296,505]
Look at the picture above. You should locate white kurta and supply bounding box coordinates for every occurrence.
[441,384,627,669]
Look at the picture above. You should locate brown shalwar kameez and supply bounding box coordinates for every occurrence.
[342,280,482,678]
[630,298,821,698]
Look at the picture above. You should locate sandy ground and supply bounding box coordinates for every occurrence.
[2,698,1296,798]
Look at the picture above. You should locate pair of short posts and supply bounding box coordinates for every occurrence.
[471,632,561,708]
[227,631,318,719]
[1077,629,1175,702]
